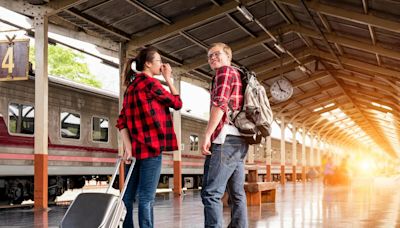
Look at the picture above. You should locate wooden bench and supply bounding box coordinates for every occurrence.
[244,181,278,205]
[222,165,278,206]
[244,165,278,206]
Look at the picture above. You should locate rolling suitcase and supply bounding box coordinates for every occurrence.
[60,157,135,228]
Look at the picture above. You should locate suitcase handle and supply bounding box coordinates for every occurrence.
[119,157,135,198]
[106,157,136,194]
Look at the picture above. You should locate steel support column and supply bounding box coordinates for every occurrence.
[173,76,182,195]
[301,128,307,182]
[265,136,272,182]
[118,42,127,190]
[280,118,286,185]
[34,15,49,209]
[292,126,297,182]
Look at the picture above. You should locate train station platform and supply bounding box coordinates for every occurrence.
[1,176,399,228]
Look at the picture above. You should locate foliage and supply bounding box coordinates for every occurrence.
[29,45,102,88]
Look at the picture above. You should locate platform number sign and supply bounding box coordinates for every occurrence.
[0,38,29,81]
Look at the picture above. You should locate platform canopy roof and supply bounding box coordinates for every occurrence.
[1,0,399,159]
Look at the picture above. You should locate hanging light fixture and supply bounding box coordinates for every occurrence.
[237,4,310,75]
[298,65,307,73]
[274,43,286,53]
[237,5,254,21]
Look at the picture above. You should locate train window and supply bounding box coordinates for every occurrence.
[190,134,199,151]
[92,117,108,142]
[8,103,35,135]
[60,112,80,139]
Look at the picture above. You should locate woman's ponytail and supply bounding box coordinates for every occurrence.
[123,47,159,86]
[123,58,137,86]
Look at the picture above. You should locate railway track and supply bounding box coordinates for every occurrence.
[0,203,34,210]
[0,200,72,210]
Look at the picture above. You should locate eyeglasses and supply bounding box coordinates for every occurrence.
[207,51,224,60]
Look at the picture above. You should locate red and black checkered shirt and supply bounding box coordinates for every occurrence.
[210,66,243,141]
[116,73,182,160]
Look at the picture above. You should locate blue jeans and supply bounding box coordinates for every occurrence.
[201,135,249,228]
[123,155,162,228]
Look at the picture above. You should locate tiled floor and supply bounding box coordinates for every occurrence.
[0,176,399,227]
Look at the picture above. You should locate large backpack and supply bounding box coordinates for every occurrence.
[229,66,274,144]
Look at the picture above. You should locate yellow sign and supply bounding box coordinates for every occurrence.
[0,38,29,81]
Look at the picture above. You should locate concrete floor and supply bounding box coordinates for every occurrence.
[0,176,399,228]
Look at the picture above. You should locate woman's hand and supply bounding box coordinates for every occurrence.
[160,63,172,81]
[160,63,180,95]
[123,144,133,164]
[119,128,133,164]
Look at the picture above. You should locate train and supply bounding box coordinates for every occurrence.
[0,75,312,205]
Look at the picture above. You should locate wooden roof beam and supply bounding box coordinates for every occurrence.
[47,0,85,15]
[127,0,255,50]
[311,48,400,80]
[289,24,400,61]
[341,83,399,106]
[252,48,312,74]
[299,0,344,69]
[0,0,83,16]
[363,109,400,123]
[352,98,393,112]
[271,0,292,24]
[300,107,359,128]
[281,94,344,118]
[333,78,392,153]
[307,118,328,133]
[325,129,353,144]
[273,83,337,110]
[292,70,330,87]
[180,23,293,72]
[347,89,400,111]
[1,1,131,41]
[336,73,397,98]
[339,66,398,84]
[225,13,256,38]
[300,105,341,126]
[318,13,344,55]
[258,56,315,81]
[126,0,171,25]
[64,9,130,40]
[272,0,315,49]
[361,0,381,65]
[276,0,400,33]
[316,118,367,137]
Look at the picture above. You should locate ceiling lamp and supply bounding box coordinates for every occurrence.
[274,43,286,53]
[237,5,254,21]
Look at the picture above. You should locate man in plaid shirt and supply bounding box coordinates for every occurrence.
[201,43,249,228]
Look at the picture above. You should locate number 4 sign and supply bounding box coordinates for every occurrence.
[2,45,15,74]
[0,38,29,81]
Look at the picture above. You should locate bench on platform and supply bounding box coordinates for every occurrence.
[244,165,278,206]
[244,181,278,205]
[222,165,278,207]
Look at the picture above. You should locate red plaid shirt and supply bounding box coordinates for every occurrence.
[210,66,243,141]
[116,73,182,160]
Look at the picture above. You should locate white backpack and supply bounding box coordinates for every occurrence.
[229,67,274,144]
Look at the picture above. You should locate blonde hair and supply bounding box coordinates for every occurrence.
[209,42,232,60]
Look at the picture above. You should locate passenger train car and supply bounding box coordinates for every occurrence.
[0,76,310,205]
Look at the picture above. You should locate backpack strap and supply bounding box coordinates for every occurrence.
[228,66,246,124]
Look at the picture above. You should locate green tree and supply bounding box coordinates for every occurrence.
[29,45,102,88]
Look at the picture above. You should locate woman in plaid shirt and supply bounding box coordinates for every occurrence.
[116,47,182,228]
